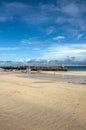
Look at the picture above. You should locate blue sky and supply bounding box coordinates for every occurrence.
[0,0,86,61]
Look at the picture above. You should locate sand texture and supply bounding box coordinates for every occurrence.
[0,72,86,130]
[41,71,86,76]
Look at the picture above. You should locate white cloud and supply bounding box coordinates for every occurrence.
[68,29,84,39]
[21,37,40,44]
[32,48,41,51]
[77,34,83,40]
[0,2,55,24]
[0,53,17,61]
[0,47,20,50]
[0,2,54,24]
[0,1,85,41]
[0,54,16,56]
[61,3,80,16]
[0,1,85,31]
[53,36,65,41]
[42,43,86,60]
[56,1,86,30]
[56,17,66,24]
[21,39,31,44]
[45,26,55,35]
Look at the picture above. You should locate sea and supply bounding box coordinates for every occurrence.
[67,66,86,71]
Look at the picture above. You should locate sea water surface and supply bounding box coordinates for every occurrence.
[67,66,86,71]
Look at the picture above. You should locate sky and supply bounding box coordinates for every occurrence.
[0,0,86,61]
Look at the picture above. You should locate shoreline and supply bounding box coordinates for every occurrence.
[23,71,86,84]
[0,70,86,84]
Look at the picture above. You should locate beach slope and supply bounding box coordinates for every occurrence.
[0,73,86,130]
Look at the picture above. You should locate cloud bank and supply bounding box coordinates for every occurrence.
[42,43,86,60]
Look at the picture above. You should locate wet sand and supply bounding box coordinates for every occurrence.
[0,72,86,130]
[26,71,86,84]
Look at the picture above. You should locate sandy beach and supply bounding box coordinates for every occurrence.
[0,71,86,130]
[41,71,86,76]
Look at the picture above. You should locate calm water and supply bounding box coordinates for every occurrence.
[23,73,86,84]
[67,66,86,71]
